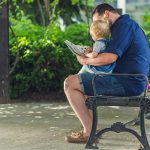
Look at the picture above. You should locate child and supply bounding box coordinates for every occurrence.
[78,20,116,74]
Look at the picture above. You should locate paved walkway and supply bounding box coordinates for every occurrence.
[0,102,150,150]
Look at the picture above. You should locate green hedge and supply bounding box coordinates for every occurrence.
[9,17,90,98]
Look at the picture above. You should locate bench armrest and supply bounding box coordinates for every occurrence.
[92,73,149,97]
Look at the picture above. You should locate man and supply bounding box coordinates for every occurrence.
[64,3,150,143]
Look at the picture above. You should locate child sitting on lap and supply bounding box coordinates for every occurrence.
[79,20,116,74]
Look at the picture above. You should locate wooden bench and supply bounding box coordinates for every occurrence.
[85,73,150,150]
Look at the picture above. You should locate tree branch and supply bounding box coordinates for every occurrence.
[37,0,45,26]
[9,25,20,75]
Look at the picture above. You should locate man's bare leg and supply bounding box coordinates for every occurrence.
[64,74,92,136]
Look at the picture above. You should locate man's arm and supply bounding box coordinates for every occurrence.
[77,53,118,66]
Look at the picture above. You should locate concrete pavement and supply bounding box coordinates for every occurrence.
[0,102,150,150]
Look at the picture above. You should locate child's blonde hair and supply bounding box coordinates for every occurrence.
[90,20,110,39]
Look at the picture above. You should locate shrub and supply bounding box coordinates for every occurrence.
[9,17,90,98]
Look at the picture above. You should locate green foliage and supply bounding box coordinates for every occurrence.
[9,0,90,26]
[0,0,6,9]
[64,23,90,44]
[142,12,150,44]
[102,0,117,3]
[10,16,90,98]
[142,12,150,79]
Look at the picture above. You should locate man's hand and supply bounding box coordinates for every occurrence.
[76,55,87,65]
[76,53,118,66]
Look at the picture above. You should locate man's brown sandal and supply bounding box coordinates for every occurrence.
[65,130,88,143]
[65,129,100,143]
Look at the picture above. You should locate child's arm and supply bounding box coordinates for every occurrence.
[85,51,98,58]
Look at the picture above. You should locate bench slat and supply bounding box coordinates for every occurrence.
[87,95,146,107]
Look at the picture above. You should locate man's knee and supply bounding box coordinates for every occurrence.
[64,75,79,92]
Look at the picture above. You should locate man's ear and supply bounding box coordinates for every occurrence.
[104,10,110,18]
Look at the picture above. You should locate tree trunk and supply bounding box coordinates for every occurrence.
[0,0,9,103]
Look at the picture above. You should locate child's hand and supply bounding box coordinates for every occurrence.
[80,53,86,57]
[84,47,92,53]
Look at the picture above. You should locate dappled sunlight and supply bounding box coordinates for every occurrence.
[44,105,70,110]
[66,112,76,116]
[7,106,14,109]
[31,106,40,109]
[0,115,7,118]
[0,103,140,123]
[27,111,34,114]
[3,111,14,115]
[0,107,6,110]
[0,103,73,125]
[35,111,42,114]
[34,116,42,119]
[108,106,120,109]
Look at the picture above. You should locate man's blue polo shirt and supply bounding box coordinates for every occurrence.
[105,14,150,96]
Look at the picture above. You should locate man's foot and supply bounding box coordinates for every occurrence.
[65,129,101,143]
[65,130,88,143]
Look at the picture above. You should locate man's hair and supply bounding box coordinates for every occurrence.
[90,20,110,39]
[92,3,118,16]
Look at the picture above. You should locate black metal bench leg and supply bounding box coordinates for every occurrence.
[139,108,150,150]
[85,107,98,149]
